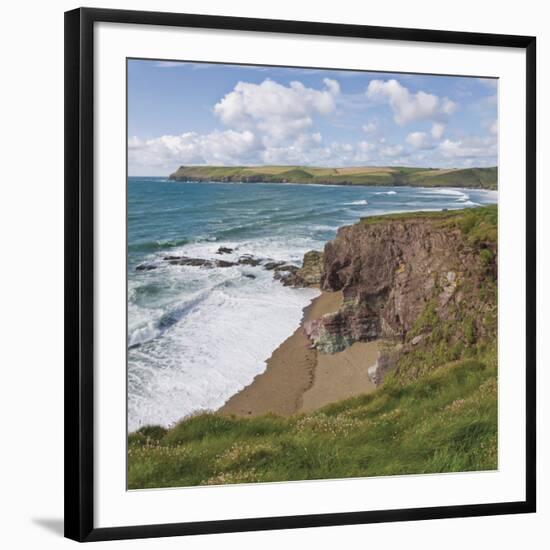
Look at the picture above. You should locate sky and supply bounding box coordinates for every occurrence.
[128,59,498,176]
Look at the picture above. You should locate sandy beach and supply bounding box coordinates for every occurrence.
[219,290,379,417]
[300,340,379,413]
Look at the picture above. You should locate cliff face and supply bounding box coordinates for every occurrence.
[306,207,498,378]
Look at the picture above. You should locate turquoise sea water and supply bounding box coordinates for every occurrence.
[127,178,497,431]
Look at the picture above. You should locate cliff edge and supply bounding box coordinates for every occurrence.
[306,206,497,384]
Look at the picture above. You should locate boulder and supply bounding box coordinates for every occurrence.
[135,263,157,271]
[263,261,287,271]
[237,255,262,266]
[216,246,234,255]
[215,259,238,268]
[163,256,237,268]
[296,250,324,286]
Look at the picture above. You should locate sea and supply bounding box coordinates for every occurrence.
[127,177,498,431]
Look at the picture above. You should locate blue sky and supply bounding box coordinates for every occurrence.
[128,59,498,176]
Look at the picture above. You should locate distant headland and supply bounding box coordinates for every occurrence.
[168,165,498,190]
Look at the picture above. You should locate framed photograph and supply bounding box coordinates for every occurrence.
[65,7,536,542]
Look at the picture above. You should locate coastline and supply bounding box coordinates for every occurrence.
[129,205,498,488]
[128,181,498,430]
[219,289,379,417]
[168,165,498,191]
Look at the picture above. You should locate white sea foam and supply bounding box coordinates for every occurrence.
[310,224,342,232]
[345,200,369,206]
[374,190,397,195]
[127,234,324,431]
[128,265,318,431]
[421,188,466,196]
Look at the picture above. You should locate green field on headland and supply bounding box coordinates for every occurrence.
[128,206,498,489]
[169,165,498,190]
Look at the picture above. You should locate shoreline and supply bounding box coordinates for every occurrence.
[167,179,497,192]
[219,290,379,417]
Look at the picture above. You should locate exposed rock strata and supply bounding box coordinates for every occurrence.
[277,250,324,287]
[302,211,497,381]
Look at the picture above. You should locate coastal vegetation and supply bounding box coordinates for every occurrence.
[128,205,498,489]
[169,165,498,190]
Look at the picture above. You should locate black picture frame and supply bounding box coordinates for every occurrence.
[64,7,537,542]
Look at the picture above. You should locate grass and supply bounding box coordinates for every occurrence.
[128,357,497,489]
[169,165,498,189]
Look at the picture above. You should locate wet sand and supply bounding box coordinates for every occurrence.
[219,290,379,417]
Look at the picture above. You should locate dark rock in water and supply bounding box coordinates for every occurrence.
[167,257,213,267]
[243,273,256,279]
[164,255,238,268]
[136,263,158,271]
[238,255,262,266]
[276,264,299,273]
[274,265,302,286]
[216,246,234,255]
[263,261,286,271]
[215,259,237,268]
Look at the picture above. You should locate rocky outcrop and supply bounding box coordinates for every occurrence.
[298,250,324,285]
[163,256,238,268]
[216,246,234,255]
[135,252,311,286]
[277,250,324,287]
[308,209,497,359]
[367,347,400,385]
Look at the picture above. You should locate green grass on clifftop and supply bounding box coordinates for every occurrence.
[360,204,497,244]
[169,165,498,190]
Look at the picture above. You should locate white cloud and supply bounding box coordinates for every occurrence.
[128,130,258,171]
[213,78,339,143]
[438,135,497,159]
[358,140,376,153]
[128,127,496,174]
[440,98,457,116]
[323,78,341,95]
[406,131,431,149]
[431,122,446,139]
[380,144,404,158]
[362,121,377,134]
[311,132,323,144]
[366,79,457,125]
[477,78,498,88]
[128,74,498,174]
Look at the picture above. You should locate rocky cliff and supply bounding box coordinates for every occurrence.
[305,206,498,383]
